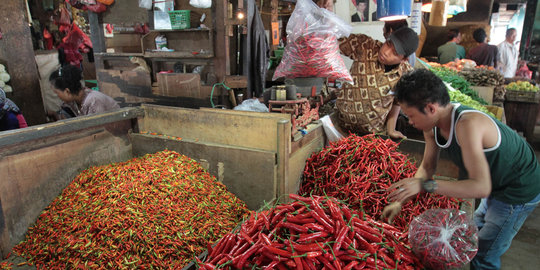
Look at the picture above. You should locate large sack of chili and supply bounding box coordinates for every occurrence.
[12,150,250,269]
[272,0,353,84]
[409,209,478,270]
[199,194,422,269]
[299,134,464,231]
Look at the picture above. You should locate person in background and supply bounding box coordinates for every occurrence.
[336,27,419,139]
[384,69,540,270]
[498,28,519,78]
[351,0,369,22]
[466,28,498,68]
[49,65,119,120]
[438,29,466,64]
[0,88,28,131]
[314,0,334,11]
[383,19,416,67]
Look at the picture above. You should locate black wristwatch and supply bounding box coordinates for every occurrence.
[422,179,438,193]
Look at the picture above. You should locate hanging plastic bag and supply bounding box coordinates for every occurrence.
[138,0,152,10]
[190,0,211,9]
[273,0,352,84]
[409,209,478,270]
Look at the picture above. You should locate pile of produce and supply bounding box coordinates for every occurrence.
[199,194,421,269]
[430,66,487,105]
[428,59,476,72]
[506,80,539,92]
[12,150,250,269]
[448,90,495,118]
[409,209,478,270]
[458,67,504,87]
[299,134,463,231]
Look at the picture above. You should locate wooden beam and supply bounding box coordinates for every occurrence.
[214,0,231,81]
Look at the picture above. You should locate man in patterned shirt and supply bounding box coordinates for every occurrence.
[336,27,418,138]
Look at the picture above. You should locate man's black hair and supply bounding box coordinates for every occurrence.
[394,69,450,113]
[473,28,487,43]
[447,29,459,41]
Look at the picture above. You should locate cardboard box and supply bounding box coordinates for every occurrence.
[471,86,494,104]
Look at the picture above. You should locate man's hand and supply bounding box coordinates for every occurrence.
[388,129,407,139]
[381,201,402,224]
[387,177,423,203]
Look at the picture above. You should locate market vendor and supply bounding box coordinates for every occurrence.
[336,27,419,139]
[49,65,119,120]
[385,69,540,270]
[0,87,28,131]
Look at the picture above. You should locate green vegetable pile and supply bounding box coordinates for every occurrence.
[448,90,495,118]
[431,67,488,105]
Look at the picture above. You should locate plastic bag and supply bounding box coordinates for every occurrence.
[409,209,478,270]
[190,0,211,9]
[233,99,269,112]
[320,115,344,143]
[138,0,152,10]
[96,0,114,5]
[273,0,352,83]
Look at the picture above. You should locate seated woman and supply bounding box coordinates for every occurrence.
[0,88,28,131]
[49,65,119,119]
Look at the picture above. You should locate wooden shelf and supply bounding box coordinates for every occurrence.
[95,52,145,57]
[143,51,214,58]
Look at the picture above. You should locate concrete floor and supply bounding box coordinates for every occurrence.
[499,126,540,269]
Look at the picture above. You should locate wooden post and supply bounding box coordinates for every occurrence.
[214,0,231,82]
[0,0,46,126]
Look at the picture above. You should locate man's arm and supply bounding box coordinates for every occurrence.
[386,104,406,139]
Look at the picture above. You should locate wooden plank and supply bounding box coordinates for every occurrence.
[0,107,143,149]
[156,73,201,98]
[287,126,325,196]
[0,128,133,257]
[224,75,248,88]
[105,33,143,53]
[139,104,290,152]
[276,119,290,201]
[131,134,276,210]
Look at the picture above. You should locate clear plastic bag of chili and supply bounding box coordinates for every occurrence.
[272,0,353,84]
[409,208,478,270]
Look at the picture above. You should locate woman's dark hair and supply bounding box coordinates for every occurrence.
[473,28,487,43]
[49,65,83,95]
[394,69,450,113]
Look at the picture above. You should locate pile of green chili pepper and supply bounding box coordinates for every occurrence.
[12,150,250,269]
[430,66,488,105]
[299,134,464,231]
[199,194,421,269]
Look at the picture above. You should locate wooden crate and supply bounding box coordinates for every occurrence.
[505,89,540,103]
[0,105,324,258]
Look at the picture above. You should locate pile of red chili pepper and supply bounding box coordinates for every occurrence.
[12,150,250,269]
[299,134,463,231]
[273,33,353,84]
[198,194,421,269]
[409,209,478,270]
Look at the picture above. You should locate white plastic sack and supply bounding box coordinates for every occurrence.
[190,0,211,9]
[233,99,269,113]
[138,0,152,10]
[320,115,344,143]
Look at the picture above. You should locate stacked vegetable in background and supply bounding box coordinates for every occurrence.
[13,150,250,269]
[299,134,463,231]
[430,66,487,105]
[199,194,421,269]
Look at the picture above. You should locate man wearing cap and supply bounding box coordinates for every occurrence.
[336,27,419,139]
[0,87,27,131]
